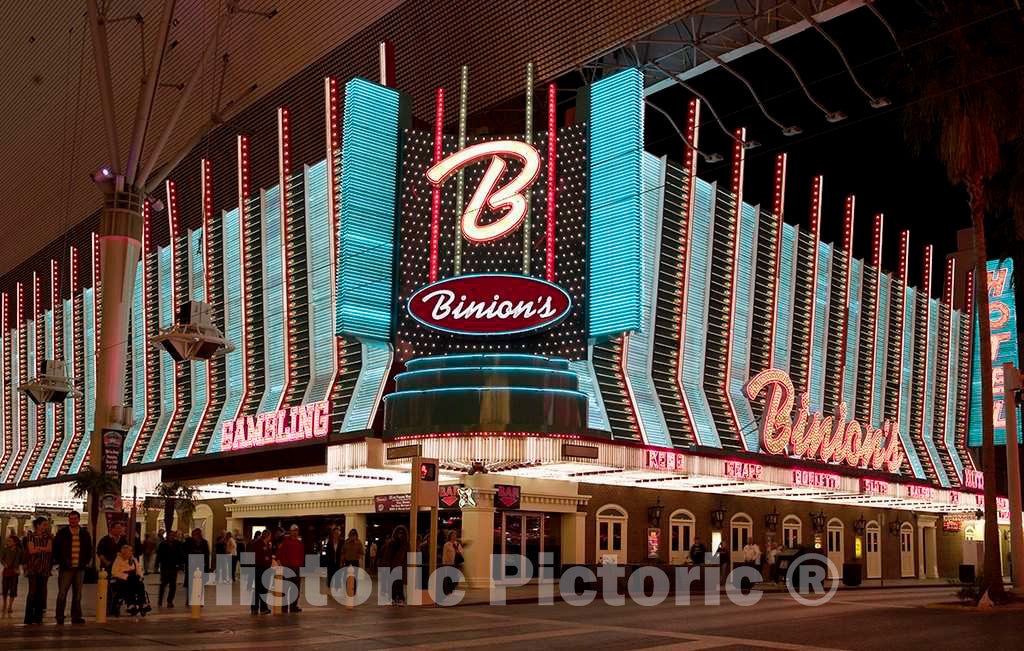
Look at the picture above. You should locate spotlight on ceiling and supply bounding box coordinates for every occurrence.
[702,152,724,164]
[742,140,761,150]
[825,111,848,123]
[149,197,165,212]
[781,126,803,137]
[151,301,235,362]
[870,97,891,109]
[90,166,113,184]
[19,359,81,405]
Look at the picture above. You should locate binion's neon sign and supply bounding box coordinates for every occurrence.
[745,368,905,473]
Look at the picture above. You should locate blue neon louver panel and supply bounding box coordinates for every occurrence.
[588,68,644,337]
[842,259,862,410]
[341,339,392,431]
[947,310,965,479]
[808,243,831,413]
[304,160,334,403]
[258,186,286,414]
[899,287,926,479]
[872,274,890,426]
[30,310,54,480]
[210,208,244,453]
[729,202,759,450]
[923,298,950,486]
[568,352,611,431]
[773,224,797,370]
[624,153,671,447]
[680,178,720,447]
[337,78,400,341]
[2,329,17,481]
[143,248,174,463]
[124,261,146,462]
[970,258,1022,445]
[49,300,73,477]
[16,320,36,482]
[69,288,96,473]
[175,229,208,457]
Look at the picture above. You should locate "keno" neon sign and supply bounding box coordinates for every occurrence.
[745,368,905,473]
[221,400,330,451]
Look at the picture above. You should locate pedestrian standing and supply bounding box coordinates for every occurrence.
[23,517,52,625]
[1,533,22,614]
[214,533,228,583]
[276,525,304,613]
[441,531,464,596]
[225,531,238,582]
[143,533,157,575]
[342,528,363,603]
[183,528,210,606]
[251,530,272,615]
[52,510,92,624]
[381,525,410,606]
[156,530,182,607]
[324,527,343,593]
[368,540,378,575]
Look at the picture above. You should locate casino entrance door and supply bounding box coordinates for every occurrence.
[495,511,561,581]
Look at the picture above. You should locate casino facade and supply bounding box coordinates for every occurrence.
[0,29,1019,586]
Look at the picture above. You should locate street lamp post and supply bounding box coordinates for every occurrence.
[1001,363,1024,591]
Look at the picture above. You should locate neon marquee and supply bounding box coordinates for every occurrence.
[906,485,935,500]
[724,460,763,480]
[221,400,330,451]
[745,368,905,473]
[861,478,890,495]
[645,449,686,473]
[792,469,840,489]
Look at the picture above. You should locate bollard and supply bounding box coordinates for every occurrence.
[190,567,202,619]
[346,568,355,610]
[96,569,108,623]
[272,565,284,615]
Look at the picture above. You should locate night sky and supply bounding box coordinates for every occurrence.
[640,0,977,293]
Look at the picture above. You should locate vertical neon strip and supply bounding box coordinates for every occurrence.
[126,205,150,462]
[867,213,883,422]
[804,175,823,381]
[56,247,77,474]
[276,107,291,412]
[153,182,180,461]
[674,98,700,444]
[721,127,746,441]
[898,230,909,283]
[0,294,6,478]
[523,63,534,275]
[767,152,787,363]
[323,77,342,405]
[941,257,958,479]
[191,160,214,454]
[454,66,468,276]
[428,88,444,283]
[959,269,977,470]
[234,135,250,420]
[836,196,854,395]
[545,83,557,283]
[917,243,940,480]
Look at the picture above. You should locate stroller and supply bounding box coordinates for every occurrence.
[112,573,153,616]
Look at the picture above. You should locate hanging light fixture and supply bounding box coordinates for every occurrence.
[764,506,779,531]
[711,505,726,530]
[810,511,827,533]
[647,496,664,527]
[853,514,867,535]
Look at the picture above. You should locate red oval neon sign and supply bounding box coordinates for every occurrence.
[407,273,571,336]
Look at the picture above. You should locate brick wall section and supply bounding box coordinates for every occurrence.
[580,483,963,579]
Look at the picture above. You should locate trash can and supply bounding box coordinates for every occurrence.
[958,564,976,584]
[842,562,862,587]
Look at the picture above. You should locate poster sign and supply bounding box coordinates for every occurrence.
[494,484,521,509]
[439,485,462,509]
[374,494,411,513]
[100,429,124,483]
[647,528,661,559]
[970,258,1022,445]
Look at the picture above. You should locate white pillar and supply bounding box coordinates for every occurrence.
[560,512,586,565]
[928,525,939,578]
[459,506,495,589]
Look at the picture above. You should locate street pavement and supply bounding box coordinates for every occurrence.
[0,576,1018,650]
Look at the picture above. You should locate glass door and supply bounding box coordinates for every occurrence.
[499,512,545,581]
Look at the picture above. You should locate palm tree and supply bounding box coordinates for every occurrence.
[902,0,1024,603]
[155,481,200,534]
[69,467,120,568]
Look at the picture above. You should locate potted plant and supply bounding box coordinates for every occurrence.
[69,467,120,583]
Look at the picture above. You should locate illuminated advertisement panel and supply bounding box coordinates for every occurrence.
[969,258,1022,445]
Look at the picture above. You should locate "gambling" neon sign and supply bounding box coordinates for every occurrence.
[745,368,905,473]
[221,400,330,451]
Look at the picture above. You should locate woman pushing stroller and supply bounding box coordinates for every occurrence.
[111,544,152,616]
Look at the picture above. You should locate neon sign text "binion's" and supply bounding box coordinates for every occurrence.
[425,140,541,242]
[745,368,905,473]
[221,401,330,451]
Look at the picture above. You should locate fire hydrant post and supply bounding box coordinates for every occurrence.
[96,569,108,623]
[273,564,284,614]
[190,567,202,619]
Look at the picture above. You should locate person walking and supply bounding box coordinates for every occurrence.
[251,529,272,615]
[214,534,228,584]
[143,533,157,575]
[225,532,238,582]
[324,527,343,593]
[441,531,464,596]
[183,528,210,607]
[156,530,182,607]
[381,525,410,606]
[52,510,92,624]
[1,532,22,615]
[276,525,304,613]
[341,528,363,605]
[23,517,52,625]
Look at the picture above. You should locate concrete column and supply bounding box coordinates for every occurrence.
[918,525,926,579]
[927,526,939,578]
[0,516,9,538]
[459,506,495,589]
[560,512,586,565]
[15,517,28,537]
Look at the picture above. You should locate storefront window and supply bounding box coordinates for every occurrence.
[596,505,627,563]
[782,515,802,549]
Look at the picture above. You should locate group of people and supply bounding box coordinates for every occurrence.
[686,538,783,583]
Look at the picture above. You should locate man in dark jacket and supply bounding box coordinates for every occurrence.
[183,528,210,607]
[156,530,183,607]
[52,511,92,624]
[96,520,127,616]
[251,529,273,614]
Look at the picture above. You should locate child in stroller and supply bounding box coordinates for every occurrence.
[111,544,152,616]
